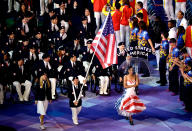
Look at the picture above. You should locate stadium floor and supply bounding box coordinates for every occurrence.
[0,70,192,131]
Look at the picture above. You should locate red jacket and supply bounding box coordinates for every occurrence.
[120,5,132,26]
[185,26,192,47]
[112,10,122,31]
[176,0,186,2]
[130,0,135,15]
[93,0,108,12]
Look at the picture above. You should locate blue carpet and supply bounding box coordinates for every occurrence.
[0,72,192,131]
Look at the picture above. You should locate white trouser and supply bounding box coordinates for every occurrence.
[98,76,109,94]
[0,84,4,104]
[40,0,49,16]
[8,0,20,12]
[120,24,130,48]
[115,30,121,46]
[175,2,186,17]
[13,80,32,101]
[94,12,106,34]
[136,0,147,10]
[163,0,175,20]
[71,106,82,124]
[155,43,161,69]
[186,47,192,58]
[69,75,86,85]
[49,78,56,99]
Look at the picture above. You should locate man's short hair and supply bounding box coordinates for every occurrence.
[169,38,176,43]
[115,3,121,9]
[178,11,184,16]
[137,1,143,8]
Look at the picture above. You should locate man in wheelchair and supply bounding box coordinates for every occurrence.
[10,57,32,102]
[90,58,112,95]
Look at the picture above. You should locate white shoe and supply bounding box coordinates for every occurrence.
[40,13,44,16]
[73,121,79,125]
[72,118,79,125]
[19,98,24,101]
[40,125,46,130]
[103,92,108,95]
[24,98,29,101]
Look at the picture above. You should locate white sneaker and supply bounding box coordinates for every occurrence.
[72,118,79,125]
[40,12,44,16]
[24,98,29,101]
[19,98,24,101]
[103,92,108,95]
[99,90,103,95]
[52,96,56,100]
[40,125,46,130]
[73,121,79,125]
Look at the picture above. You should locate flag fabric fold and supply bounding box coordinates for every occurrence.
[91,13,117,69]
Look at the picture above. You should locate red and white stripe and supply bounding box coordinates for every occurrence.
[120,95,146,114]
[91,17,117,69]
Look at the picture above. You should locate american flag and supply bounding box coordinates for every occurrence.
[91,13,117,69]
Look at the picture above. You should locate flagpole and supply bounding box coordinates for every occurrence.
[77,13,111,101]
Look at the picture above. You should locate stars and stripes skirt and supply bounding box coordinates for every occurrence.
[115,87,146,117]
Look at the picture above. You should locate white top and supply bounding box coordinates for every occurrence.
[43,61,51,69]
[87,15,91,23]
[168,27,177,40]
[30,52,37,60]
[177,18,188,29]
[125,79,136,96]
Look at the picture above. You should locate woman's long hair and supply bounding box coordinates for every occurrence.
[40,75,50,88]
[126,65,134,75]
[132,17,139,29]
[177,26,185,38]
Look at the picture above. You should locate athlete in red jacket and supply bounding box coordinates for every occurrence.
[92,0,108,34]
[185,19,192,57]
[120,1,133,47]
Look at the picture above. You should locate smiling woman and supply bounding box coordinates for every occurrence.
[115,65,146,125]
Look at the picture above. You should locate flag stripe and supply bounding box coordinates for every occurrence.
[91,46,105,61]
[110,35,116,64]
[91,12,117,69]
